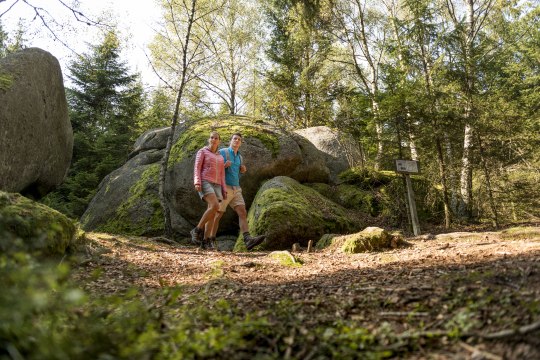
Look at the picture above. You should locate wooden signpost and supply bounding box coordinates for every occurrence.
[395,160,421,236]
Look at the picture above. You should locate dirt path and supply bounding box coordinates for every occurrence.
[75,227,540,359]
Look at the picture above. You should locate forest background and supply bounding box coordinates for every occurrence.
[1,0,539,231]
[2,0,540,358]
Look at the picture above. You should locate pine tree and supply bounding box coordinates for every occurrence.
[42,30,144,218]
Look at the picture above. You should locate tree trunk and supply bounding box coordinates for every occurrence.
[436,137,451,228]
[159,0,197,238]
[477,134,499,227]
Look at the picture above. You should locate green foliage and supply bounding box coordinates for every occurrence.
[137,87,174,133]
[263,0,337,128]
[0,19,27,58]
[339,168,395,189]
[335,168,444,227]
[42,29,145,219]
[0,256,395,359]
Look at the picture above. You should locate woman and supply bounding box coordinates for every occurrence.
[190,131,226,249]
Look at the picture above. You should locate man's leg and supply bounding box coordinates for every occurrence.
[235,204,249,234]
[234,204,265,250]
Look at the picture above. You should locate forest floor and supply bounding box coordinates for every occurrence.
[74,225,540,359]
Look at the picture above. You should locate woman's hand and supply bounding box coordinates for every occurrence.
[195,184,201,191]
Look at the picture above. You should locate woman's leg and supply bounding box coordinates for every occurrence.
[197,193,220,239]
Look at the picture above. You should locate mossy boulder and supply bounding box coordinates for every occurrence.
[317,227,405,254]
[83,116,354,238]
[238,176,361,251]
[80,150,166,236]
[307,183,376,215]
[336,167,444,225]
[0,191,77,255]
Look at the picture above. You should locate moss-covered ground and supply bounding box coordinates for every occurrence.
[3,226,539,359]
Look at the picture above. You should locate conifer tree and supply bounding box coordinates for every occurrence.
[42,30,144,218]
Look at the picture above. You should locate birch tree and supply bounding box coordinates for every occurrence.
[197,0,263,115]
[442,0,498,219]
[330,0,389,170]
[151,0,217,236]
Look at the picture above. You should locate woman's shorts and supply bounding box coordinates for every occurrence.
[198,180,223,201]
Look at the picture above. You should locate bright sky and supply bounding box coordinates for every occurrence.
[0,0,162,87]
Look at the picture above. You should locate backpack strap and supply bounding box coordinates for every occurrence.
[225,148,243,166]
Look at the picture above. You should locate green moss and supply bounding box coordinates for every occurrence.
[242,177,356,250]
[500,226,540,241]
[0,72,13,91]
[315,233,339,249]
[96,164,164,236]
[316,227,402,253]
[338,167,397,189]
[0,191,77,255]
[169,116,281,165]
[341,229,393,253]
[269,251,303,267]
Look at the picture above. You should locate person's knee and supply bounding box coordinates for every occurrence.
[235,205,247,218]
[210,202,220,213]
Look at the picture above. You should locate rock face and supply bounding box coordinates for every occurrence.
[81,117,356,237]
[294,126,363,183]
[237,176,360,251]
[0,48,73,198]
[0,191,77,256]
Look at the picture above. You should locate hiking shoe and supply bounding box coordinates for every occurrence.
[203,237,217,251]
[244,234,266,251]
[190,227,203,245]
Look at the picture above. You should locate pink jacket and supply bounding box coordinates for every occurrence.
[193,146,226,196]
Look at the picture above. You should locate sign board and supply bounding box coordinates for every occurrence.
[395,159,420,174]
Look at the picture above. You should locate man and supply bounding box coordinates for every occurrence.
[210,133,266,250]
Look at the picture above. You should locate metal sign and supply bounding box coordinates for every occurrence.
[395,159,420,174]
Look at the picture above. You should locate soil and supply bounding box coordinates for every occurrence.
[74,226,540,359]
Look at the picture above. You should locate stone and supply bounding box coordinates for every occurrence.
[0,48,72,198]
[82,116,351,237]
[239,176,360,251]
[316,226,406,254]
[0,191,77,256]
[294,126,363,183]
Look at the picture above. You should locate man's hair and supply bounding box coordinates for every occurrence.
[231,132,242,139]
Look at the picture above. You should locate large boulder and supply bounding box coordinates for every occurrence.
[128,126,171,159]
[236,176,361,251]
[81,116,337,237]
[80,150,166,235]
[0,191,77,256]
[294,126,363,183]
[0,48,72,198]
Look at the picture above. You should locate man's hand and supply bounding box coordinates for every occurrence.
[225,160,232,168]
[240,165,247,173]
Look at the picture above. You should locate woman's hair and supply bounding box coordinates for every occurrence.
[209,131,220,140]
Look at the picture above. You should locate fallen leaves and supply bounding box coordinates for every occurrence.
[70,228,540,358]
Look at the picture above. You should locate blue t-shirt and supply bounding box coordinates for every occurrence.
[219,147,242,186]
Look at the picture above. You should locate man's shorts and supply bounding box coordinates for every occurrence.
[219,185,245,212]
[198,180,223,201]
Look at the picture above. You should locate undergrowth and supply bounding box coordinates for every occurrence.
[2,247,538,359]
